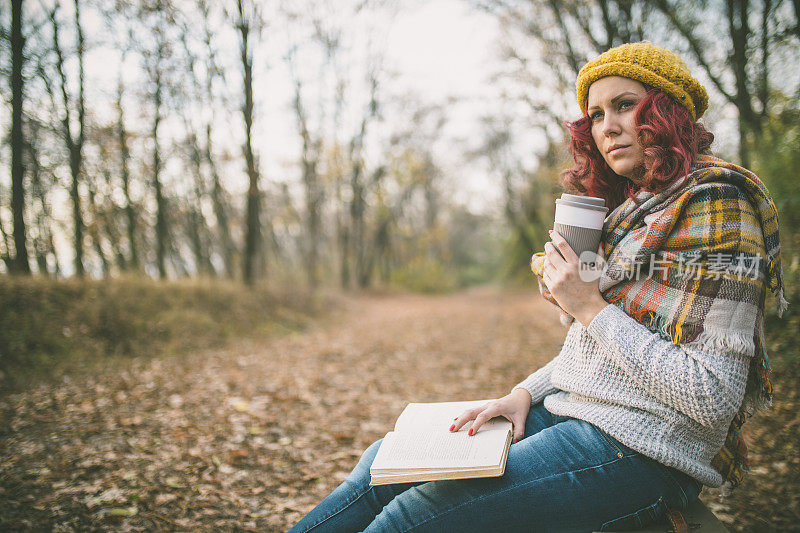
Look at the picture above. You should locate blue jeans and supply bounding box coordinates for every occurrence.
[288,403,702,532]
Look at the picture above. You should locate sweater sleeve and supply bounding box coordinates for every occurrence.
[511,355,562,405]
[586,303,750,428]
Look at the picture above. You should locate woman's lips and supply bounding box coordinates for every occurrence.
[608,145,630,156]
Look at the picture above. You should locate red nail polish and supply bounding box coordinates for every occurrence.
[449,424,455,432]
[468,428,473,436]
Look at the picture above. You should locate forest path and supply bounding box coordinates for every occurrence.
[4,287,796,531]
[1,287,566,531]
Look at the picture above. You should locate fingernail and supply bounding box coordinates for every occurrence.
[449,424,455,432]
[468,428,473,436]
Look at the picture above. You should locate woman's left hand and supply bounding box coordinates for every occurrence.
[542,230,608,326]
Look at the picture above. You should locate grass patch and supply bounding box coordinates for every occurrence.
[0,275,326,393]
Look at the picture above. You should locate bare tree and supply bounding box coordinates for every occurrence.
[347,68,383,288]
[136,0,175,279]
[180,126,216,276]
[26,119,61,276]
[306,4,351,288]
[98,168,127,272]
[648,0,782,166]
[178,26,216,277]
[116,75,139,271]
[198,0,236,277]
[285,47,323,288]
[369,147,435,285]
[10,0,30,273]
[48,0,87,277]
[477,0,656,129]
[0,217,15,272]
[86,180,110,276]
[280,0,396,288]
[205,123,236,277]
[235,0,263,285]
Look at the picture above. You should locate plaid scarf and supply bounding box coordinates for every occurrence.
[532,155,787,488]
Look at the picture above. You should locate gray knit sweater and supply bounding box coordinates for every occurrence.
[514,302,751,487]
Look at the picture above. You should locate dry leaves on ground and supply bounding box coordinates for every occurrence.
[1,288,797,531]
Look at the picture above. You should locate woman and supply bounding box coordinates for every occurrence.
[289,42,787,533]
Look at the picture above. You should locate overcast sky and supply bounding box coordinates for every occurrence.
[384,0,507,210]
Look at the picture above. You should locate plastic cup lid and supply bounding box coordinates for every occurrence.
[556,198,608,213]
[560,193,606,207]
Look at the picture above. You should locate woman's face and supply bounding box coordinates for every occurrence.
[587,76,647,180]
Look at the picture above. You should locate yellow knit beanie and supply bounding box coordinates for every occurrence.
[576,42,708,121]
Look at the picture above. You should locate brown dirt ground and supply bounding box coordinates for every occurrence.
[1,287,797,531]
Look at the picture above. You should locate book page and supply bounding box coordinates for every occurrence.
[394,400,511,433]
[370,427,510,471]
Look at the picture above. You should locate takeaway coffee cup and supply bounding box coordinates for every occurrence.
[553,194,608,264]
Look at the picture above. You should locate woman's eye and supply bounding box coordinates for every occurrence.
[590,111,603,121]
[618,100,634,110]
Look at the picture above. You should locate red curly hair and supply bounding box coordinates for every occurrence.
[561,88,715,212]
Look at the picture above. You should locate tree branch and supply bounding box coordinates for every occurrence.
[649,0,737,104]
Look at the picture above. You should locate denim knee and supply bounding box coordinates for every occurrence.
[346,438,383,485]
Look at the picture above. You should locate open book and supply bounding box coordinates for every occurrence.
[369,400,513,486]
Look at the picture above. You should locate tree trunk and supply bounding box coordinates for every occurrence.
[117,74,138,271]
[339,226,351,288]
[152,40,167,279]
[74,0,86,277]
[336,175,351,289]
[307,188,321,288]
[375,216,392,284]
[727,0,757,167]
[28,135,54,276]
[10,0,30,274]
[237,0,261,285]
[153,119,167,279]
[206,126,236,278]
[50,1,86,276]
[1,214,15,272]
[187,209,207,275]
[87,186,110,277]
[244,183,261,284]
[185,139,214,276]
[651,0,763,168]
[350,156,366,287]
[98,174,127,272]
[69,144,85,276]
[348,96,376,288]
[291,77,322,288]
[198,2,235,278]
[332,73,350,288]
[25,111,59,276]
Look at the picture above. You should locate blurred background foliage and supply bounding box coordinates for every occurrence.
[1,0,798,383]
[0,275,319,388]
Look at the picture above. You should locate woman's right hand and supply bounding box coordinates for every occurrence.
[450,388,532,443]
